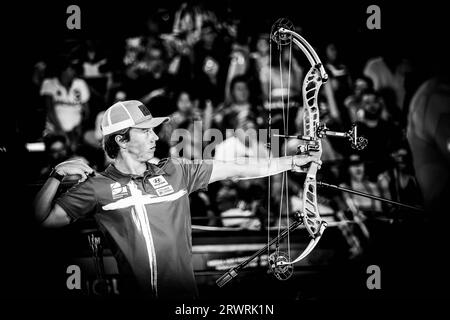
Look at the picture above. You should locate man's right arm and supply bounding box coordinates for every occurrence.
[33,177,71,227]
[33,160,94,228]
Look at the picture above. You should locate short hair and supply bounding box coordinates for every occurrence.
[103,128,131,159]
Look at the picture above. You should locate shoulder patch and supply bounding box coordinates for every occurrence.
[110,182,129,199]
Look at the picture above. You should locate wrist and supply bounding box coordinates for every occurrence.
[49,168,64,182]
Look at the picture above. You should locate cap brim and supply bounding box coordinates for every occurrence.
[133,117,170,129]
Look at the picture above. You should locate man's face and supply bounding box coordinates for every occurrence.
[201,26,216,47]
[147,48,164,74]
[125,128,159,162]
[349,162,365,181]
[354,78,369,96]
[362,94,382,119]
[232,81,249,103]
[256,37,269,55]
[326,43,337,62]
[177,92,193,113]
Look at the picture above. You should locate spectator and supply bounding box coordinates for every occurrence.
[339,154,392,214]
[323,42,352,127]
[354,89,403,178]
[159,89,203,148]
[223,25,261,105]
[39,134,89,180]
[39,134,71,178]
[123,43,175,111]
[40,58,90,153]
[261,46,304,135]
[343,75,374,123]
[250,33,270,100]
[263,46,303,109]
[387,146,423,208]
[214,75,265,134]
[363,54,411,123]
[192,21,230,105]
[79,40,112,114]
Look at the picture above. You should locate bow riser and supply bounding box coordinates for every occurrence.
[302,67,324,236]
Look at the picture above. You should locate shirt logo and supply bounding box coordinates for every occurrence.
[155,185,175,196]
[110,182,129,199]
[148,175,168,189]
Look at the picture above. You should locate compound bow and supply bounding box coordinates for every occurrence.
[216,18,368,287]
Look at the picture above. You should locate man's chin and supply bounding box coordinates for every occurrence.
[139,153,154,163]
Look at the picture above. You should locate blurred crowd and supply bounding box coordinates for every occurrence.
[24,2,426,258]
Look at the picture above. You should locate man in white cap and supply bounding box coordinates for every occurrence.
[34,100,321,299]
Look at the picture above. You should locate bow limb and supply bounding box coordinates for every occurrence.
[279,221,327,266]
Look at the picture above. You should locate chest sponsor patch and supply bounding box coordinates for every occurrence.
[148,175,168,189]
[110,182,129,199]
[155,185,175,196]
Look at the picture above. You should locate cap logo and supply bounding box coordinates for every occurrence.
[138,104,151,116]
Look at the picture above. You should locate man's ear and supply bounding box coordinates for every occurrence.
[115,135,127,149]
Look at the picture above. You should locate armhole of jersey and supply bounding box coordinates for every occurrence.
[167,157,189,192]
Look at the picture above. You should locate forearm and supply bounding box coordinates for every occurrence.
[33,177,61,224]
[237,156,295,179]
[210,154,319,184]
[211,156,295,183]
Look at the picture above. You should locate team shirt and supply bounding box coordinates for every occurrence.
[56,158,213,299]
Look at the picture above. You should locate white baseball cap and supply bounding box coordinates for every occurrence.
[101,100,169,136]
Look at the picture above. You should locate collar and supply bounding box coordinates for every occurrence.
[102,158,173,184]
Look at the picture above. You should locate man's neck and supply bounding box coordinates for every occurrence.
[58,77,73,92]
[113,156,147,176]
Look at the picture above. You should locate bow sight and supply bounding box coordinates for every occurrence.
[274,123,369,152]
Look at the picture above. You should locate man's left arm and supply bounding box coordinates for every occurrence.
[209,155,321,184]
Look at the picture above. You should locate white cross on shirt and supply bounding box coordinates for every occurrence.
[101,181,187,297]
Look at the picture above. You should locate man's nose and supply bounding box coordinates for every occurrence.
[151,130,159,141]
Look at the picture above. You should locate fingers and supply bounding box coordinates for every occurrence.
[80,162,94,174]
[292,155,322,170]
[60,159,94,173]
[69,159,94,173]
[78,172,88,182]
[55,159,94,181]
[70,167,88,182]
